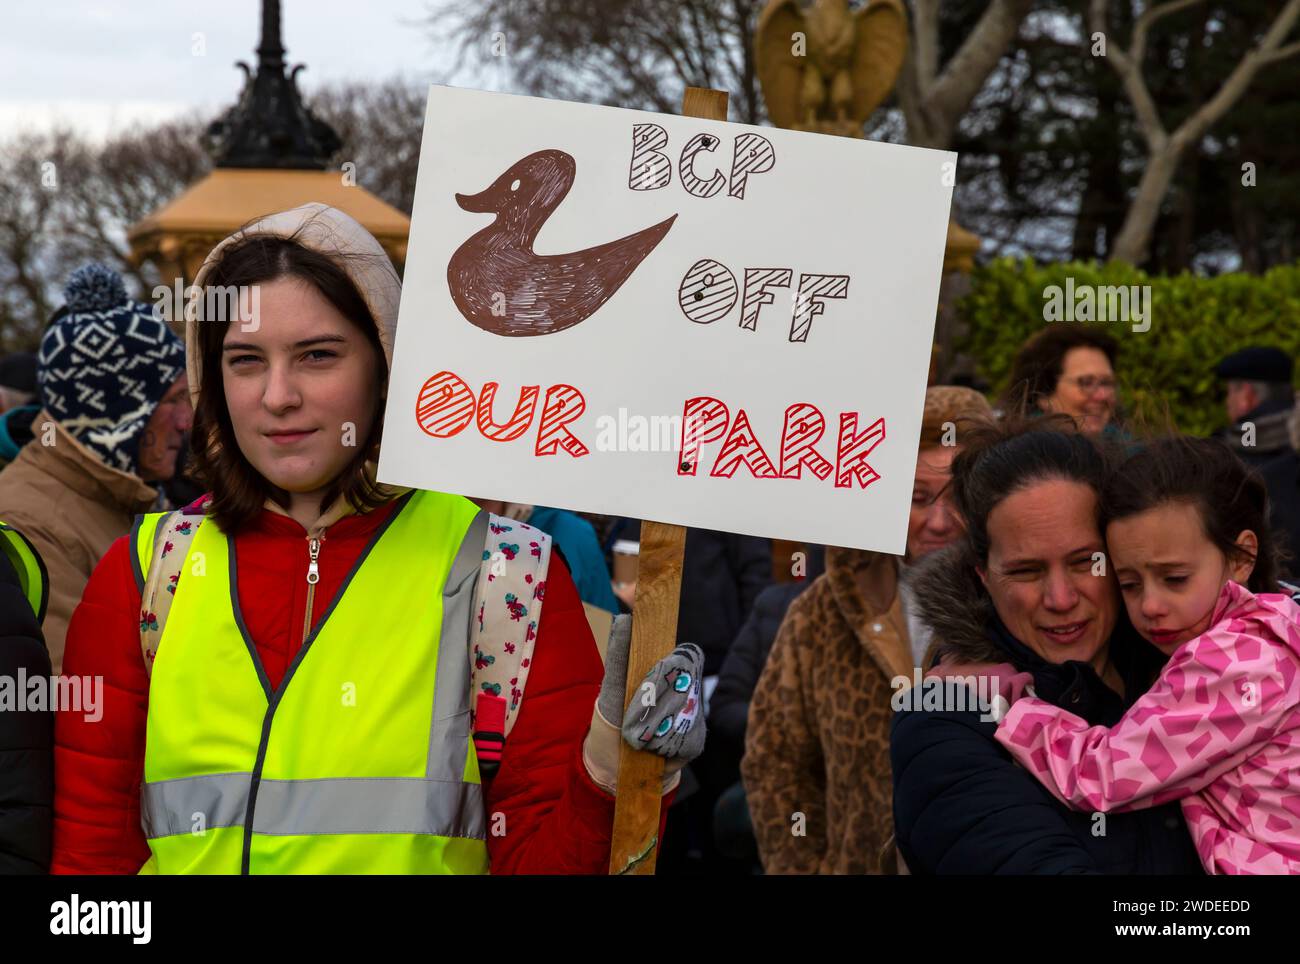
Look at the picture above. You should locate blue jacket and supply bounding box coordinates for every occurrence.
[527,506,620,613]
[0,404,38,463]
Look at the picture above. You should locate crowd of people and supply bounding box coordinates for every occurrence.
[0,202,1297,875]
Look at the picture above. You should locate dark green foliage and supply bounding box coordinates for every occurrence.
[959,257,1300,434]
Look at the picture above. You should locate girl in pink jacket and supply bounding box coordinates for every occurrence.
[995,436,1300,874]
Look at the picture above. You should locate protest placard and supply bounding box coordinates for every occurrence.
[378,84,955,556]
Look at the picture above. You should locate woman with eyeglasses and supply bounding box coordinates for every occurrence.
[1001,326,1120,435]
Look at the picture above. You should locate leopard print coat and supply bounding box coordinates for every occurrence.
[741,547,916,874]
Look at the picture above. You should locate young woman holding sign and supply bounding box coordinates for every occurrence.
[51,203,703,874]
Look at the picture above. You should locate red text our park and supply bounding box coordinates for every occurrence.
[414,370,886,488]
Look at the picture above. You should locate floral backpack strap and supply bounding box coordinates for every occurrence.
[469,513,553,775]
[137,502,205,677]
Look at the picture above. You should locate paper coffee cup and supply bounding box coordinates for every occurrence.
[612,539,640,584]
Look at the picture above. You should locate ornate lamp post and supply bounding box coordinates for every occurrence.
[129,0,410,289]
[205,0,342,169]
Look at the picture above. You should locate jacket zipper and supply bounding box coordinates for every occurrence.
[303,534,323,644]
[242,529,326,874]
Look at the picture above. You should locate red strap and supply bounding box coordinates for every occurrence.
[473,693,508,774]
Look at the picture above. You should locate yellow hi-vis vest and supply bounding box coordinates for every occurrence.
[0,520,48,624]
[133,489,492,875]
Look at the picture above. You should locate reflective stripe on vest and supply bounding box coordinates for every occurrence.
[138,490,492,874]
[142,775,485,838]
[0,521,48,624]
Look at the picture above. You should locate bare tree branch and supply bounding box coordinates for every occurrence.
[1174,0,1300,148]
[903,0,1034,149]
[924,0,1035,133]
[1131,0,1208,64]
[1088,0,1169,149]
[1260,38,1300,63]
[911,0,940,88]
[421,0,767,124]
[1096,0,1300,263]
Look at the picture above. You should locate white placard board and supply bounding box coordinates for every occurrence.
[378,85,955,554]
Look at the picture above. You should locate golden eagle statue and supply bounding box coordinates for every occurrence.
[756,0,908,137]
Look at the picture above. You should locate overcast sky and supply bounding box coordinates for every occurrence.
[0,0,491,141]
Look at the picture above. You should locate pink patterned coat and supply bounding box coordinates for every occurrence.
[996,581,1300,874]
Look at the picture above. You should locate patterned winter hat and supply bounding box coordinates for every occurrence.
[38,263,186,475]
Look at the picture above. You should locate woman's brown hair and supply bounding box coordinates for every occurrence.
[1000,325,1119,416]
[190,232,391,532]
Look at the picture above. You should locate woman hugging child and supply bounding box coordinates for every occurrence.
[994,436,1300,874]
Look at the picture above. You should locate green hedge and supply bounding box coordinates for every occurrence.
[957,258,1300,436]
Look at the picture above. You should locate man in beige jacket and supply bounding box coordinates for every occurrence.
[0,265,189,672]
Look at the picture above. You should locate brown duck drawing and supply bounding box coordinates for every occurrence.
[447,149,677,336]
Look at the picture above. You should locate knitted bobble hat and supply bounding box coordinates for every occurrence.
[38,263,186,475]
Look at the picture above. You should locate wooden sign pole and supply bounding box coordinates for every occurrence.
[608,86,729,876]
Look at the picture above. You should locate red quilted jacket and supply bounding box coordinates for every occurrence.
[52,498,664,874]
